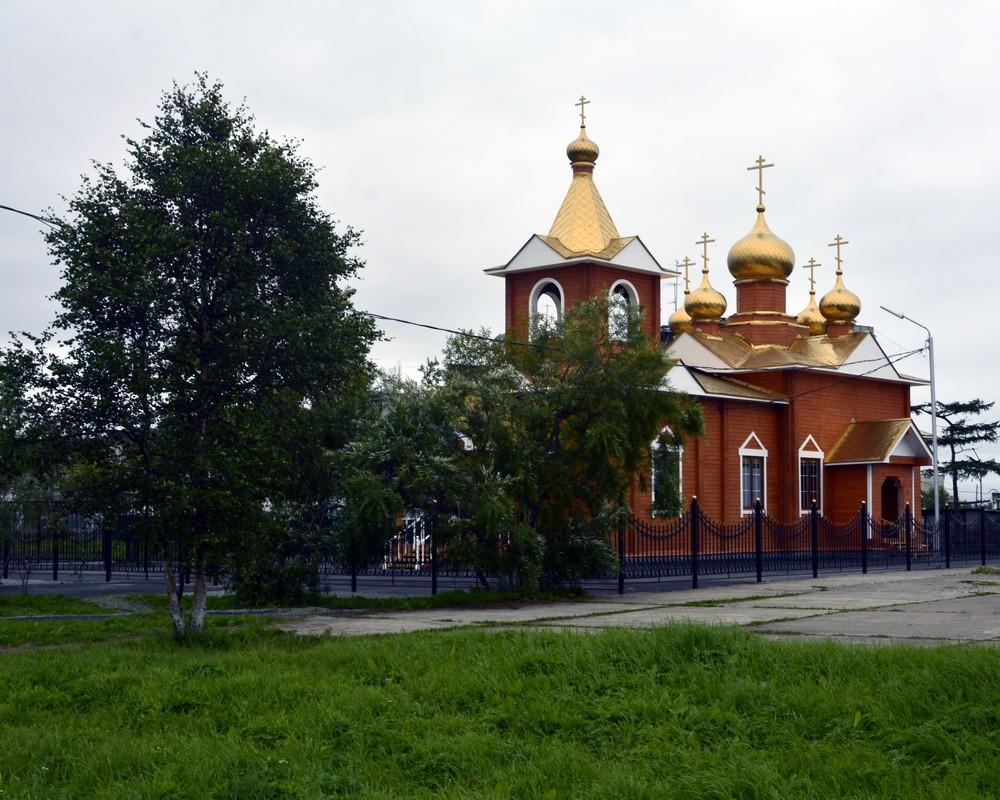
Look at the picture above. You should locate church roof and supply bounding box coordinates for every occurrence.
[826,419,932,465]
[665,329,927,385]
[544,160,622,254]
[665,363,788,405]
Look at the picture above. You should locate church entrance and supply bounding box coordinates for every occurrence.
[880,476,902,522]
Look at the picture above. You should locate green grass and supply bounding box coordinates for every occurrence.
[971,565,1000,575]
[128,586,587,613]
[2,620,1000,798]
[0,594,107,617]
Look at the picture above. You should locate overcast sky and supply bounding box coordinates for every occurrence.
[2,1,999,498]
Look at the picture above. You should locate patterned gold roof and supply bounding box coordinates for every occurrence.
[546,127,622,255]
[690,370,787,402]
[689,330,867,369]
[826,419,913,464]
[727,211,795,282]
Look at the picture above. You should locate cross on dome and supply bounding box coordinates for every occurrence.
[575,95,590,128]
[696,232,715,273]
[803,257,822,292]
[746,155,774,211]
[677,256,695,292]
[827,234,849,272]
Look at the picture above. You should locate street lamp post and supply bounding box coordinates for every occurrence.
[881,305,940,543]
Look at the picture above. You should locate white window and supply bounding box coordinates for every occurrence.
[798,434,824,514]
[651,426,683,517]
[608,279,639,340]
[739,432,768,514]
[529,278,565,333]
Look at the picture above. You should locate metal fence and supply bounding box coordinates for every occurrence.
[3,500,999,594]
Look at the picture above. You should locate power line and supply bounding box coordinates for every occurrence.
[0,204,60,229]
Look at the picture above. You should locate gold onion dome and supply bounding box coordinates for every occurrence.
[819,268,861,322]
[685,272,727,321]
[566,127,600,166]
[668,297,693,333]
[727,208,795,282]
[796,294,826,335]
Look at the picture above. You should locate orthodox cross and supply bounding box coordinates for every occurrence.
[802,257,821,293]
[746,154,774,209]
[575,95,590,127]
[696,233,715,273]
[677,256,696,292]
[827,234,849,272]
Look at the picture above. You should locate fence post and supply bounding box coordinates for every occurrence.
[690,496,700,590]
[52,524,59,582]
[350,541,358,594]
[103,528,112,583]
[810,500,820,579]
[981,506,987,567]
[944,510,951,568]
[2,530,8,580]
[754,499,763,584]
[430,524,438,597]
[904,502,912,572]
[617,508,626,595]
[860,501,868,575]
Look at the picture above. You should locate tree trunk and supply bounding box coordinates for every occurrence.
[951,442,960,512]
[187,567,209,634]
[163,553,186,640]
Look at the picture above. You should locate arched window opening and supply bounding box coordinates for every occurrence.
[651,427,683,518]
[529,278,564,334]
[609,280,638,341]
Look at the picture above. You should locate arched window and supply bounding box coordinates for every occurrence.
[529,278,564,332]
[798,434,824,514]
[651,426,683,517]
[608,279,639,340]
[739,432,768,514]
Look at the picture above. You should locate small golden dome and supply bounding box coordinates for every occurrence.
[669,295,693,333]
[819,269,861,322]
[727,210,795,282]
[796,293,827,335]
[685,273,727,321]
[566,127,599,166]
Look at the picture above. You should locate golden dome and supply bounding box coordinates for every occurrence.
[819,269,861,322]
[685,273,727,321]
[727,210,795,282]
[796,293,827,335]
[566,127,599,166]
[669,294,693,333]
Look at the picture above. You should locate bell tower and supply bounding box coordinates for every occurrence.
[484,99,676,340]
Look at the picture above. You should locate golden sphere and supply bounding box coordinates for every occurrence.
[819,272,861,322]
[668,302,693,333]
[566,129,599,165]
[796,296,827,336]
[685,275,727,321]
[727,211,795,282]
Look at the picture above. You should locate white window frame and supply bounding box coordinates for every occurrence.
[651,424,684,517]
[739,432,768,515]
[529,277,565,331]
[608,279,639,341]
[798,434,824,515]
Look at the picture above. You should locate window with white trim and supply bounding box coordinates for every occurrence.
[608,279,639,341]
[529,278,564,333]
[739,432,768,514]
[651,427,683,517]
[798,434,824,514]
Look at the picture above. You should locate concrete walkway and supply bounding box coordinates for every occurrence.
[280,568,1000,645]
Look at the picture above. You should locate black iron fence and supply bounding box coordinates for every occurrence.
[3,500,999,594]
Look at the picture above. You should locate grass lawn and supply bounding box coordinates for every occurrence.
[0,594,107,617]
[2,617,1000,798]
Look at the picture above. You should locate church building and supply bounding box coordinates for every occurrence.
[485,104,932,525]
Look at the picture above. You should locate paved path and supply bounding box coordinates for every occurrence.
[280,568,1000,645]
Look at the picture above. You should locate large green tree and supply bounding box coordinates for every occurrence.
[347,298,703,587]
[915,399,1000,511]
[43,75,377,637]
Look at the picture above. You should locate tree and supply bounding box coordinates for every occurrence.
[403,296,702,586]
[42,75,377,638]
[915,399,1000,511]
